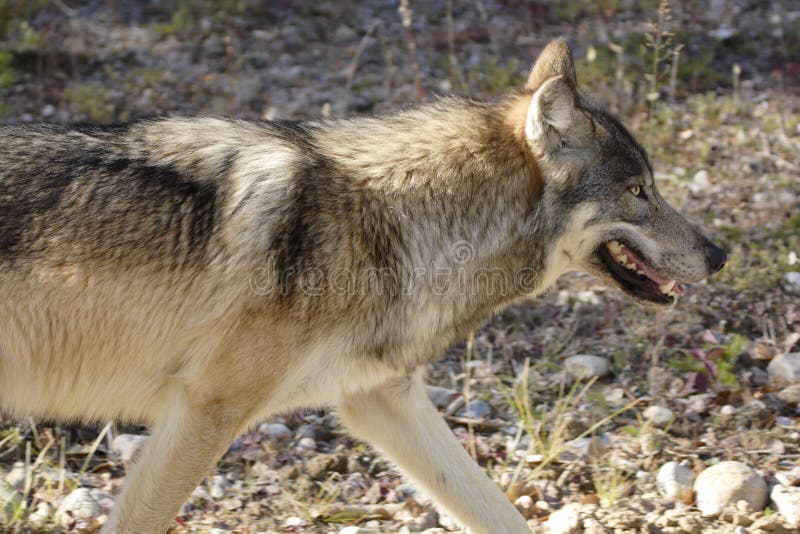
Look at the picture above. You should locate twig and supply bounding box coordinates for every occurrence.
[473,0,499,57]
[463,333,478,461]
[398,0,425,100]
[342,20,380,115]
[377,23,396,101]
[52,0,77,18]
[446,0,470,95]
[668,44,682,102]
[608,42,625,114]
[79,422,112,475]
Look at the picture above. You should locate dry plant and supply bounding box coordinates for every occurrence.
[397,0,425,100]
[342,20,381,115]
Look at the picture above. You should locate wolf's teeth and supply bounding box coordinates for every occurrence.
[659,280,676,294]
[667,289,679,300]
[636,269,644,275]
[626,262,637,271]
[607,241,623,254]
[615,254,627,264]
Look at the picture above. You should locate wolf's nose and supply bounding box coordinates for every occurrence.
[705,241,727,273]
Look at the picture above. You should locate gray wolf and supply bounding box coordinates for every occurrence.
[0,38,726,533]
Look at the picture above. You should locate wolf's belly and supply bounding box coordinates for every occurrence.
[0,272,227,423]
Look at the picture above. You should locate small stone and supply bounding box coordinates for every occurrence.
[296,437,317,454]
[112,434,149,466]
[536,500,551,513]
[56,488,102,527]
[574,290,600,305]
[775,466,800,487]
[210,483,226,499]
[28,501,52,525]
[720,404,737,416]
[687,394,712,413]
[776,416,794,428]
[656,461,695,501]
[782,272,800,296]
[415,510,439,530]
[515,495,535,519]
[548,502,582,534]
[677,514,704,531]
[284,516,305,527]
[333,24,357,43]
[694,461,767,516]
[564,355,610,379]
[305,453,346,480]
[643,405,674,427]
[89,490,114,509]
[259,422,292,440]
[778,384,800,404]
[1,484,22,522]
[444,395,466,416]
[751,513,783,531]
[771,485,800,527]
[339,527,378,534]
[438,514,458,530]
[688,169,710,194]
[426,386,458,409]
[459,399,492,419]
[4,462,25,492]
[768,353,800,386]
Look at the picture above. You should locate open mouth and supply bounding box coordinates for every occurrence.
[596,240,685,304]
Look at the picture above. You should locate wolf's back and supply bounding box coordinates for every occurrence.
[0,122,223,271]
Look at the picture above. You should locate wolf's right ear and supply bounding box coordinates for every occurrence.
[525,38,577,92]
[524,75,577,150]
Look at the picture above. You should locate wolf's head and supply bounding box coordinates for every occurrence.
[516,39,726,305]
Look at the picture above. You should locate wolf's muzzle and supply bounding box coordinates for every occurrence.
[704,239,727,273]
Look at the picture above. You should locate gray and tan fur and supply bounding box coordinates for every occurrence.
[0,39,725,533]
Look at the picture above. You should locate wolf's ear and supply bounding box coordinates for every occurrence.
[525,38,577,92]
[525,75,577,148]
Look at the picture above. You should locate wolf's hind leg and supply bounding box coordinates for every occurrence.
[338,370,530,534]
[102,395,246,534]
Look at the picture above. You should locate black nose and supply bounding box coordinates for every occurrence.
[704,240,727,273]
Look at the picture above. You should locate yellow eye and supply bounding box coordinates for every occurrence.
[629,184,641,197]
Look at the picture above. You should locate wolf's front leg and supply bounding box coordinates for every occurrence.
[102,396,245,534]
[338,370,530,534]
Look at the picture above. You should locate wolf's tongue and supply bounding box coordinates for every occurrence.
[622,247,672,285]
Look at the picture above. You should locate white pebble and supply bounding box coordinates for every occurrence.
[564,355,609,379]
[259,422,292,440]
[547,502,582,534]
[694,461,767,516]
[771,485,800,527]
[296,437,317,453]
[768,353,800,386]
[656,461,695,501]
[643,405,674,427]
[339,527,378,534]
[55,488,102,527]
[4,462,25,491]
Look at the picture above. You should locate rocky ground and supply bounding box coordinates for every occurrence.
[1,1,800,532]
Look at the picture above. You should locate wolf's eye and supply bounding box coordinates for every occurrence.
[629,184,645,198]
